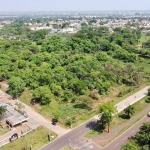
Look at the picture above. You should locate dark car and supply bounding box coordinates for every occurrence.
[52,118,58,126]
[9,133,18,142]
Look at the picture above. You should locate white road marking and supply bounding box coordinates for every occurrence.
[131,130,135,134]
[114,143,118,147]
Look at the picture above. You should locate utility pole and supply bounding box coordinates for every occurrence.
[48,133,51,141]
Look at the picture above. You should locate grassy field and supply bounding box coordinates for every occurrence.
[19,88,33,106]
[139,34,150,44]
[0,126,57,150]
[18,84,148,128]
[84,97,149,139]
[0,126,9,136]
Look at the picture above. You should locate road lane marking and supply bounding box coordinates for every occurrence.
[114,143,118,147]
[102,115,147,149]
[123,136,127,140]
[131,130,135,134]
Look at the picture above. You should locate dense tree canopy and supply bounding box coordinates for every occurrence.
[0,24,149,122]
[8,77,26,97]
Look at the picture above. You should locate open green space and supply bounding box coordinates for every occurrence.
[84,97,149,139]
[0,126,57,150]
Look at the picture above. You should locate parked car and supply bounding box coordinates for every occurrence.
[9,133,18,142]
[52,118,58,126]
[147,112,150,117]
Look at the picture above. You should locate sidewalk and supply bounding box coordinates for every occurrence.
[115,86,150,113]
[93,86,150,120]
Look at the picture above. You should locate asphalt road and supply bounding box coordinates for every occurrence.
[40,118,98,150]
[104,115,150,150]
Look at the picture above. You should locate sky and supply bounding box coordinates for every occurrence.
[0,0,150,12]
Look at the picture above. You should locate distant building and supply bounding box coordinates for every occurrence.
[30,26,52,31]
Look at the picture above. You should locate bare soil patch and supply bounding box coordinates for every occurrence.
[0,81,9,91]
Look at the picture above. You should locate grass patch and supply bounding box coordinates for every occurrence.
[139,34,150,44]
[19,88,33,106]
[0,126,9,136]
[111,85,147,105]
[84,97,149,139]
[60,146,72,150]
[39,100,97,128]
[18,83,148,128]
[0,126,57,150]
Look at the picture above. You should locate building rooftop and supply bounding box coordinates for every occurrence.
[1,104,28,127]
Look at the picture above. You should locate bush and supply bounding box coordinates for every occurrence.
[145,97,150,103]
[118,88,131,97]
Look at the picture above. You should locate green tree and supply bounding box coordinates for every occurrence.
[0,106,6,120]
[98,103,116,133]
[122,123,150,149]
[33,86,52,105]
[121,140,139,150]
[124,105,135,119]
[8,77,26,97]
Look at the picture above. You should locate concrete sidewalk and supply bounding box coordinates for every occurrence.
[115,86,150,113]
[93,86,150,120]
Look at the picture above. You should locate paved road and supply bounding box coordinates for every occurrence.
[104,115,150,150]
[40,118,98,150]
[41,86,150,150]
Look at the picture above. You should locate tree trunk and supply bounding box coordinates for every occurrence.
[107,123,110,133]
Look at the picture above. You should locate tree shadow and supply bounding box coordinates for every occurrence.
[119,113,130,119]
[85,121,105,133]
[73,103,91,110]
[122,79,134,86]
